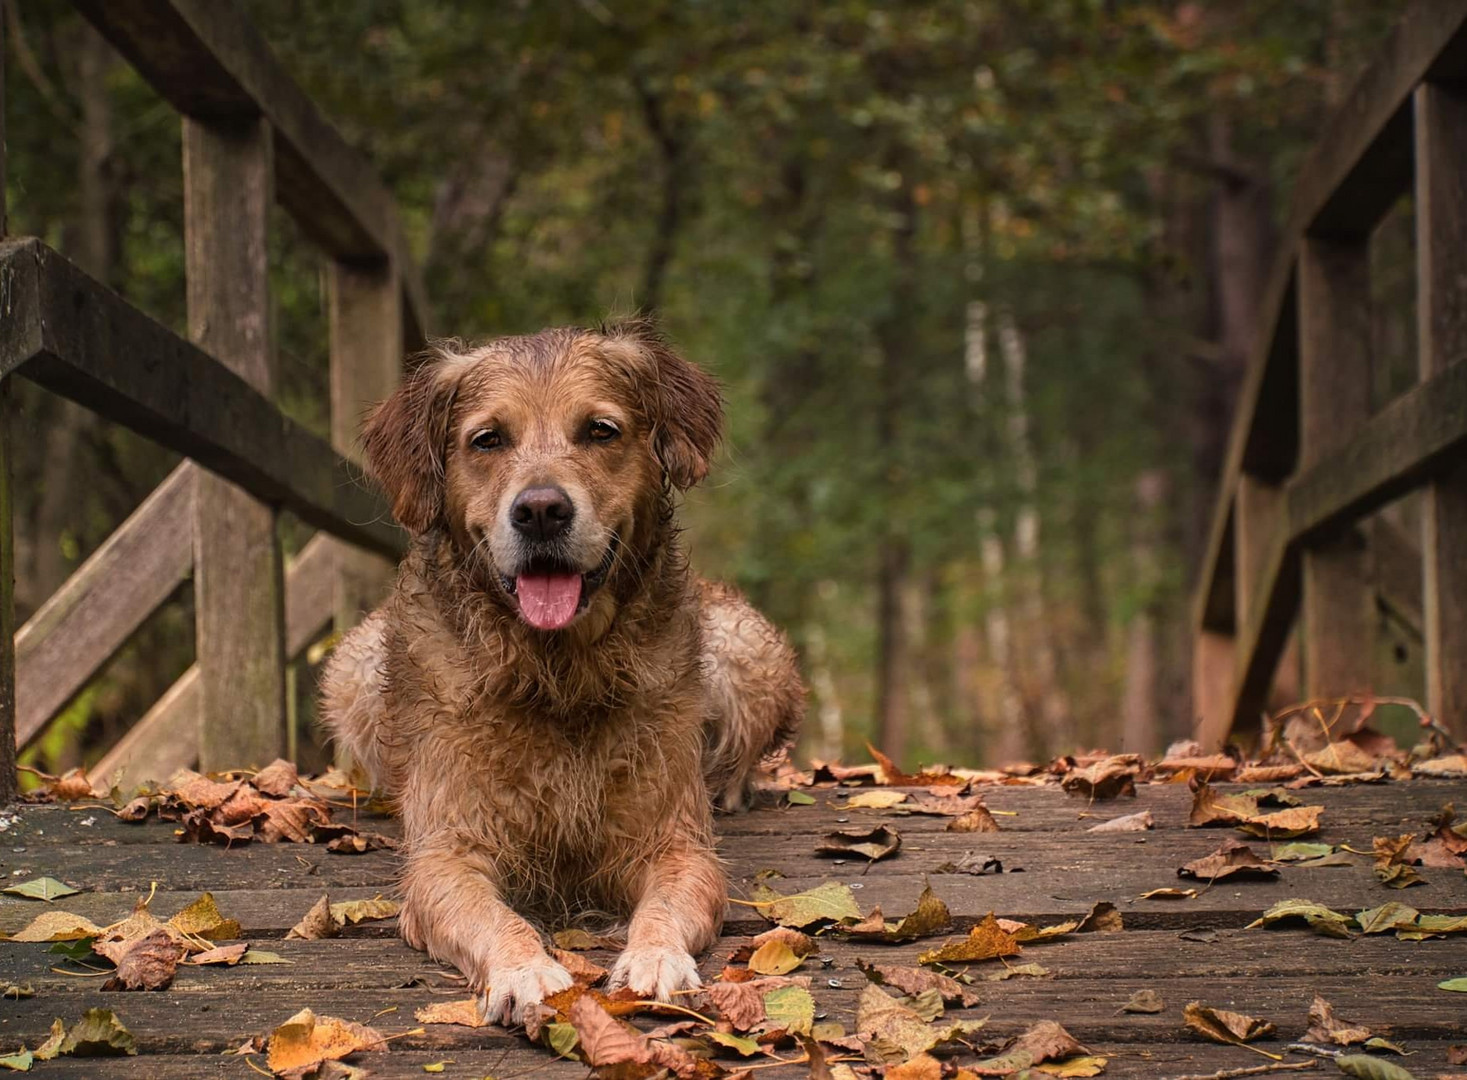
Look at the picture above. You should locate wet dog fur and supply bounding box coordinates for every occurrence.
[321,318,803,1024]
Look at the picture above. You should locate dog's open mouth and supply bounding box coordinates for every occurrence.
[499,536,618,631]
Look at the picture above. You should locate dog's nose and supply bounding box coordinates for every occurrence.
[510,486,575,541]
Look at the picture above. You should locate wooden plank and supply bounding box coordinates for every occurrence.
[1192,630,1235,750]
[328,260,400,635]
[14,464,194,748]
[1233,476,1284,630]
[92,534,338,790]
[1372,517,1423,633]
[0,238,404,558]
[1297,237,1374,699]
[0,0,15,804]
[1416,81,1467,740]
[184,116,286,772]
[69,0,429,345]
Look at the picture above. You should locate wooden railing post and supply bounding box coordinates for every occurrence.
[184,116,287,769]
[328,260,401,631]
[0,0,17,803]
[1297,236,1375,704]
[1415,81,1467,739]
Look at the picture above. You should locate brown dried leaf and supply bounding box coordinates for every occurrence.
[1075,901,1124,934]
[186,943,248,966]
[855,960,981,1007]
[845,790,910,810]
[1122,989,1165,1013]
[552,928,624,951]
[286,895,340,941]
[168,893,242,941]
[1087,810,1154,833]
[1187,784,1260,828]
[415,999,489,1028]
[1236,805,1324,839]
[1304,741,1380,775]
[265,1008,384,1076]
[887,1053,945,1080]
[1061,755,1140,799]
[1303,995,1371,1046]
[917,913,1022,964]
[6,911,103,943]
[867,744,967,787]
[330,896,399,926]
[552,948,609,986]
[727,927,817,963]
[948,806,1001,833]
[1178,839,1281,883]
[253,759,300,797]
[816,826,902,862]
[101,928,186,991]
[1182,1001,1275,1046]
[841,881,952,943]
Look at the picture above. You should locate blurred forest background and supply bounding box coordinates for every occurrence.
[4,0,1424,775]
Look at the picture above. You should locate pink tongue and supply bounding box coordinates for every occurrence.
[515,571,583,630]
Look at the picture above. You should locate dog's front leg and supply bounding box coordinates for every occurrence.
[401,838,572,1026]
[610,842,724,1001]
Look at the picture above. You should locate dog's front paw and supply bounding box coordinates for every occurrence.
[481,956,575,1027]
[609,945,702,1001]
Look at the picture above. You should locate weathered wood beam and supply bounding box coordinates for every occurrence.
[0,238,404,559]
[184,116,287,770]
[0,0,15,804]
[1297,236,1374,698]
[70,0,429,346]
[1193,2,1467,650]
[1373,517,1424,634]
[14,465,194,748]
[1416,80,1467,739]
[93,534,338,792]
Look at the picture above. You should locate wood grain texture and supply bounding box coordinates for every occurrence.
[184,116,287,771]
[1416,81,1467,739]
[0,238,404,557]
[14,463,194,748]
[0,5,14,804]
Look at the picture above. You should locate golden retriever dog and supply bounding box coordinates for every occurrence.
[321,318,803,1025]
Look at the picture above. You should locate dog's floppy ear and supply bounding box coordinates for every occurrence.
[362,348,465,534]
[606,316,724,490]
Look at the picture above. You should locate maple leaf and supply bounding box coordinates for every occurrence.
[1177,839,1280,883]
[266,1008,385,1078]
[918,913,1022,964]
[1303,995,1371,1046]
[1182,1002,1275,1046]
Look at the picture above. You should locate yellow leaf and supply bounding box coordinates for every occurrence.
[6,911,102,943]
[748,939,803,975]
[266,1008,385,1075]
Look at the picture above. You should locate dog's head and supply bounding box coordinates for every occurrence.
[363,318,723,632]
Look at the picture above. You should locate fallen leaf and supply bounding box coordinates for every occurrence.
[240,950,291,964]
[886,1053,944,1080]
[1413,755,1467,778]
[841,881,952,943]
[1335,1055,1418,1080]
[752,881,864,928]
[286,895,340,941]
[1373,835,1425,889]
[762,985,816,1036]
[786,790,817,806]
[2,878,80,902]
[1087,810,1154,833]
[845,790,910,810]
[1035,1055,1108,1077]
[1355,903,1420,935]
[266,1008,384,1076]
[1178,840,1280,883]
[168,893,241,941]
[552,928,623,951]
[1138,888,1197,900]
[1304,995,1371,1045]
[0,1049,33,1072]
[101,928,186,991]
[1121,989,1165,1013]
[32,1019,65,1061]
[1075,901,1123,933]
[116,797,152,822]
[6,911,102,942]
[423,1063,450,1074]
[867,744,966,787]
[1246,899,1355,938]
[901,988,946,1021]
[543,1021,579,1059]
[186,943,248,966]
[981,962,1049,980]
[706,975,810,1031]
[252,759,300,797]
[1236,805,1324,839]
[415,1000,488,1028]
[856,985,985,1062]
[1304,741,1380,775]
[970,1021,1091,1075]
[1061,756,1140,799]
[816,825,902,862]
[918,913,1022,964]
[330,896,399,925]
[934,853,1007,875]
[1188,784,1261,828]
[1182,1002,1275,1046]
[947,806,1001,833]
[728,927,816,962]
[551,948,609,986]
[855,960,981,1007]
[704,1030,762,1057]
[58,1008,138,1056]
[1439,978,1467,992]
[2,984,34,999]
[748,939,804,975]
[1272,843,1335,862]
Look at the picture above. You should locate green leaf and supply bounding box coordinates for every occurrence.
[786,790,816,806]
[762,986,815,1035]
[1438,977,1467,992]
[1272,843,1333,862]
[1335,1054,1418,1080]
[1246,899,1355,937]
[238,950,291,965]
[58,1008,137,1057]
[47,939,97,962]
[2,878,80,902]
[751,881,863,928]
[544,1022,579,1060]
[704,1031,762,1057]
[1355,903,1420,935]
[0,1049,32,1072]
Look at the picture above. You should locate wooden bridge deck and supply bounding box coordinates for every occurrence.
[2,779,1465,1078]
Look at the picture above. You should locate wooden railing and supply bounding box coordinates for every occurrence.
[0,0,423,801]
[1192,0,1467,748]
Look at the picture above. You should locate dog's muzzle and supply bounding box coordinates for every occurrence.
[499,535,618,631]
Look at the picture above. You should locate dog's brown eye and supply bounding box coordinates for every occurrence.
[471,429,502,452]
[588,419,620,443]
